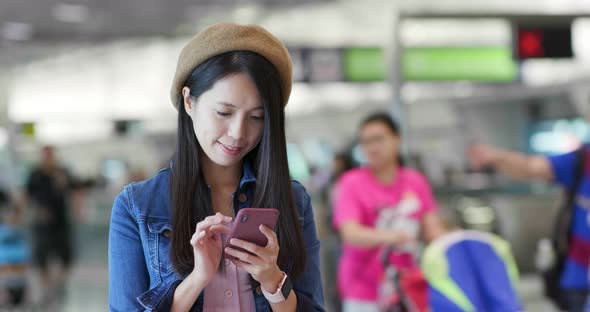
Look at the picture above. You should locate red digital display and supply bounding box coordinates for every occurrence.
[515,25,572,59]
[518,30,544,58]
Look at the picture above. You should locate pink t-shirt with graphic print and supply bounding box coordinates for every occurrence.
[333,167,437,301]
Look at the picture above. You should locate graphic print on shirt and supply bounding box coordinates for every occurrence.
[375,192,420,237]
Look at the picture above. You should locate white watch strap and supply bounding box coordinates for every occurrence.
[261,272,288,303]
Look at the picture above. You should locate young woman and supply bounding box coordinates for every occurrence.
[333,112,437,312]
[108,23,324,312]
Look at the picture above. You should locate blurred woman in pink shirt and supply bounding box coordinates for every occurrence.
[333,112,437,312]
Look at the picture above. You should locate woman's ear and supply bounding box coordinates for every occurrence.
[182,87,194,118]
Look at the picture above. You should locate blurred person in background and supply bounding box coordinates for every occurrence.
[327,152,354,211]
[317,152,355,233]
[333,112,437,312]
[421,213,521,311]
[0,187,30,308]
[321,152,354,312]
[22,145,83,303]
[108,23,324,311]
[469,143,589,312]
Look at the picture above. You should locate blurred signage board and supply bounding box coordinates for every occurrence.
[289,47,385,82]
[402,47,518,82]
[515,25,573,59]
[308,48,343,82]
[342,48,386,82]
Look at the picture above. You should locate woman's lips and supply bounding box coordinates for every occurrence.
[219,142,243,156]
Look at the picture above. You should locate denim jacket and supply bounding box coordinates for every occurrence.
[108,162,325,311]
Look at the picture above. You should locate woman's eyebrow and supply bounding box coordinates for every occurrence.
[217,102,236,108]
[217,101,264,111]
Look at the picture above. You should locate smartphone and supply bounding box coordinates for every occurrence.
[224,208,280,260]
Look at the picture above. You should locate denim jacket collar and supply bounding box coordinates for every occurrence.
[239,161,257,189]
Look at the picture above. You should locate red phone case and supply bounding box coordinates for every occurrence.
[224,208,280,261]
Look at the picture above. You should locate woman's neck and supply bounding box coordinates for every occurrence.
[201,158,242,191]
[370,162,399,185]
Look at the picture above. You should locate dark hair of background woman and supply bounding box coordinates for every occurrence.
[360,111,405,166]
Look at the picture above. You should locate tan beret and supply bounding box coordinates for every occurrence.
[170,22,293,109]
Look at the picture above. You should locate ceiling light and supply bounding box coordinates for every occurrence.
[53,3,89,23]
[2,22,33,41]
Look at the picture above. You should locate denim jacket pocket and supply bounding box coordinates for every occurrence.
[147,218,175,276]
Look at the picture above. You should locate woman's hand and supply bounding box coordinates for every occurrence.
[224,225,284,292]
[188,213,232,285]
[388,230,415,246]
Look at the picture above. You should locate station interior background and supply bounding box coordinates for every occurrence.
[2,0,590,311]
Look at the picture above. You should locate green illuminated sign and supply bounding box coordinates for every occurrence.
[402,47,518,82]
[343,48,386,82]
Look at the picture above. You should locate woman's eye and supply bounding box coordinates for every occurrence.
[217,111,231,117]
[251,115,264,121]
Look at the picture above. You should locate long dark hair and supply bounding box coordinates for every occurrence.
[170,51,306,280]
[360,112,405,166]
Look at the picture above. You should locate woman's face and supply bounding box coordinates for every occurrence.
[183,73,265,168]
[359,121,400,169]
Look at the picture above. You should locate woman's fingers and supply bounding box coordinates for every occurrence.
[190,230,207,247]
[209,224,232,235]
[231,258,252,271]
[259,225,278,248]
[191,222,232,249]
[190,213,233,250]
[224,246,262,265]
[207,224,232,242]
[195,213,232,233]
[229,238,263,256]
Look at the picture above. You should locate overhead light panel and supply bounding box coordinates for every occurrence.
[2,22,33,41]
[53,3,89,23]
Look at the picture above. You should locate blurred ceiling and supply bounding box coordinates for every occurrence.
[4,0,587,43]
[3,0,590,140]
[0,0,336,67]
[0,0,329,42]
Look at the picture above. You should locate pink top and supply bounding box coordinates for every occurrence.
[333,167,437,301]
[203,258,256,312]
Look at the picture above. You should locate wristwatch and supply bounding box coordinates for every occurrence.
[261,271,293,303]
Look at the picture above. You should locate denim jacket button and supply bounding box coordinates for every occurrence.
[256,286,262,295]
[238,193,247,203]
[163,229,172,238]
